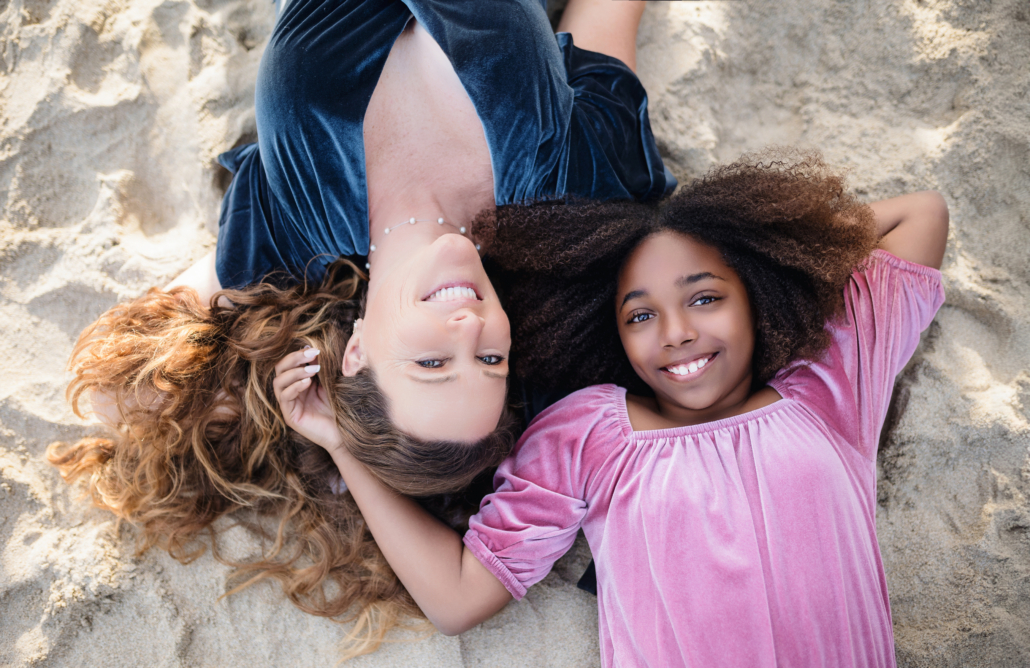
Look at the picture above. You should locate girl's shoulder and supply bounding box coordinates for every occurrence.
[771,249,945,459]
[518,384,630,451]
[530,383,626,427]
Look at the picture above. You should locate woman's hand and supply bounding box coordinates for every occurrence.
[272,348,343,454]
[274,351,512,634]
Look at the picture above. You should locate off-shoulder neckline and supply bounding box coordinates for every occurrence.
[611,381,793,440]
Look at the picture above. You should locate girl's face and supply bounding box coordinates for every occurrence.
[616,231,756,424]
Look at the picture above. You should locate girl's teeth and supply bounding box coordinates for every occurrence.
[426,286,478,302]
[666,356,712,376]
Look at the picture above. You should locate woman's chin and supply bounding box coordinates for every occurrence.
[429,232,482,264]
[416,234,490,291]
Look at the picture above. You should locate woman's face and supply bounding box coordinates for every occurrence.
[345,233,510,442]
[616,231,755,422]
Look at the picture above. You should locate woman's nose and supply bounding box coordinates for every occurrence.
[448,309,486,340]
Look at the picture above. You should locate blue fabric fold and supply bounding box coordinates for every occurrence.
[216,0,675,289]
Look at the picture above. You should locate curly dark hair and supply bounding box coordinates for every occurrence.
[476,149,879,396]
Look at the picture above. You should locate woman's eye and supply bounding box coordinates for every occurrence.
[628,312,654,324]
[478,355,505,366]
[692,295,718,306]
[416,359,445,369]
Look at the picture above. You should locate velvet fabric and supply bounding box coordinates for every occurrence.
[215,0,673,288]
[465,251,945,668]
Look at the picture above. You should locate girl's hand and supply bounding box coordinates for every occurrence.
[272,348,343,455]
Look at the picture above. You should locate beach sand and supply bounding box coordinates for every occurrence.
[2,0,1028,665]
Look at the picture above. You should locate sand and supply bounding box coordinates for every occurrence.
[1,0,1027,665]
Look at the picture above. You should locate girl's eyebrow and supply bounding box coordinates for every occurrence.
[620,272,725,309]
[675,271,724,287]
[620,289,647,309]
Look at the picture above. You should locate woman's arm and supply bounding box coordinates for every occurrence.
[164,250,223,305]
[272,350,512,635]
[869,191,949,270]
[330,446,513,635]
[557,0,647,71]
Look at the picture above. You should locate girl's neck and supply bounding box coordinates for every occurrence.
[626,386,782,432]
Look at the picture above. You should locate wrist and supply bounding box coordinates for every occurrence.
[328,444,360,478]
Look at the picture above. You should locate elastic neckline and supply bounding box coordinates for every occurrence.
[869,248,943,278]
[614,381,793,440]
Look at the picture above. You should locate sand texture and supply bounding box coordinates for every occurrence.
[1,0,1028,665]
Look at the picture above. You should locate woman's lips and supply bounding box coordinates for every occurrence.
[660,353,717,380]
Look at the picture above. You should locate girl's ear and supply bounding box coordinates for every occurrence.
[341,318,367,377]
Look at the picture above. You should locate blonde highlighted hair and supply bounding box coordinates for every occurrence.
[47,260,517,659]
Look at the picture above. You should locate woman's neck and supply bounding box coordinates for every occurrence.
[365,196,482,279]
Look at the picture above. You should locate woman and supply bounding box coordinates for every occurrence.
[49,0,673,656]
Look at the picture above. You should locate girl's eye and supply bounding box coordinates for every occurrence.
[416,359,445,369]
[692,295,719,306]
[478,355,505,366]
[628,312,654,324]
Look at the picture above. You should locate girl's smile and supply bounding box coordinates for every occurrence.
[660,352,717,380]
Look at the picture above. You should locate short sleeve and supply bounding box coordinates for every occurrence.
[773,250,945,459]
[559,33,675,202]
[464,385,622,599]
[214,143,322,288]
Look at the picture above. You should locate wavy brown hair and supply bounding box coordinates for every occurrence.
[46,260,518,659]
[477,149,879,395]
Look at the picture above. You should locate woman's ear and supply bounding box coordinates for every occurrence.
[342,318,367,377]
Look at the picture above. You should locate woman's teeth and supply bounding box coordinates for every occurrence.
[664,355,712,376]
[425,286,478,302]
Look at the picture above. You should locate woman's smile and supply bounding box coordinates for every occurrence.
[423,282,481,303]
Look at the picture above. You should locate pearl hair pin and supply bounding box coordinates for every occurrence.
[365,217,479,270]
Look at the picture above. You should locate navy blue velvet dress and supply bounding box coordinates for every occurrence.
[215,0,674,288]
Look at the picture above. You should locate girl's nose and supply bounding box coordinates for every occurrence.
[661,313,696,348]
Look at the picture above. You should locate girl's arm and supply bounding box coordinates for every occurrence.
[272,350,512,635]
[869,191,949,270]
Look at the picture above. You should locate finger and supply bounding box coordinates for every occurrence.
[273,347,320,377]
[272,364,321,397]
[279,376,314,406]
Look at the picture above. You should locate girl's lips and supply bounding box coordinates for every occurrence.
[660,353,717,382]
[421,281,481,302]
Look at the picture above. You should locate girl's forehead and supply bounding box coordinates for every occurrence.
[622,231,727,280]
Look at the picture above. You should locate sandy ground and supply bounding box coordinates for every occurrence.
[1,0,1028,665]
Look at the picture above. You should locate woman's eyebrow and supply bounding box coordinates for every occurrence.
[408,374,458,384]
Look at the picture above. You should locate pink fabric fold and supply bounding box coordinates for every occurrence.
[467,250,944,667]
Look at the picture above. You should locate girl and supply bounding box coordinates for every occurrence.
[48,0,672,657]
[274,151,949,666]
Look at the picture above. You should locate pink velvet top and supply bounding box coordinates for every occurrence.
[464,251,945,667]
